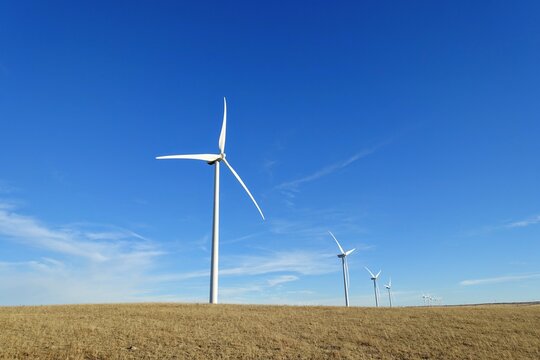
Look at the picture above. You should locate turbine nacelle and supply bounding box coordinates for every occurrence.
[365,267,381,280]
[207,153,226,165]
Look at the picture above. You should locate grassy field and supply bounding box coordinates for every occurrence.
[0,303,539,359]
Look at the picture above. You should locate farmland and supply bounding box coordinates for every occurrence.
[0,303,539,359]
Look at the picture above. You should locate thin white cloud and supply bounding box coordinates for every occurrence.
[277,147,378,192]
[221,231,264,245]
[466,213,540,236]
[262,159,278,177]
[267,275,299,287]
[0,206,159,262]
[460,273,540,286]
[151,250,336,283]
[267,213,372,251]
[505,215,540,228]
[0,203,171,305]
[221,251,335,277]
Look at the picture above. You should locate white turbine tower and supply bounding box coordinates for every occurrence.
[329,231,356,307]
[384,277,393,308]
[365,267,381,307]
[156,97,264,304]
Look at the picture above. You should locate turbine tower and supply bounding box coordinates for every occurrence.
[329,231,356,307]
[365,267,381,307]
[156,98,264,304]
[384,277,392,307]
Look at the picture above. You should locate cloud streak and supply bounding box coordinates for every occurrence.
[0,203,169,305]
[267,275,299,287]
[0,206,160,262]
[152,250,336,283]
[460,273,540,286]
[277,145,383,193]
[505,215,540,229]
[466,213,540,236]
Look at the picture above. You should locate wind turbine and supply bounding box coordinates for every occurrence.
[365,267,381,307]
[384,277,392,307]
[422,294,433,306]
[329,231,356,307]
[156,97,264,304]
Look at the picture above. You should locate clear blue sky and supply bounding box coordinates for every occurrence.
[1,1,539,306]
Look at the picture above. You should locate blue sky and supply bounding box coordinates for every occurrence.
[0,1,539,306]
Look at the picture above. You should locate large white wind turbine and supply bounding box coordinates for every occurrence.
[329,231,356,307]
[365,267,381,307]
[156,97,264,304]
[385,277,393,307]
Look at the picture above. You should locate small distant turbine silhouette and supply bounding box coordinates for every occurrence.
[384,277,393,307]
[422,294,434,306]
[365,267,381,307]
[329,231,356,307]
[156,98,264,304]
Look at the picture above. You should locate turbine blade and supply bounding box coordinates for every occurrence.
[364,266,375,278]
[219,97,227,153]
[345,248,356,256]
[222,158,265,220]
[389,277,392,287]
[328,231,345,255]
[156,154,221,162]
[375,270,382,279]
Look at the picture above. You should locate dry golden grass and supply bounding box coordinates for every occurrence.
[0,303,539,359]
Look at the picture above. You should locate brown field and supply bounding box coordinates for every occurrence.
[0,303,539,359]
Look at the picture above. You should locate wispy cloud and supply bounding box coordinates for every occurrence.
[262,159,278,177]
[0,203,169,305]
[267,275,299,287]
[466,213,540,236]
[221,251,336,277]
[269,207,367,237]
[505,215,540,229]
[0,207,160,262]
[152,250,336,283]
[460,273,540,286]
[218,275,303,304]
[277,145,384,194]
[221,231,265,245]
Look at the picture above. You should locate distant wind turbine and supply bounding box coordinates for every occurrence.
[329,231,356,307]
[422,294,434,306]
[384,277,393,307]
[365,267,381,307]
[156,97,265,304]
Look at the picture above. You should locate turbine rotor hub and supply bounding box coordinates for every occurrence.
[207,153,226,165]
